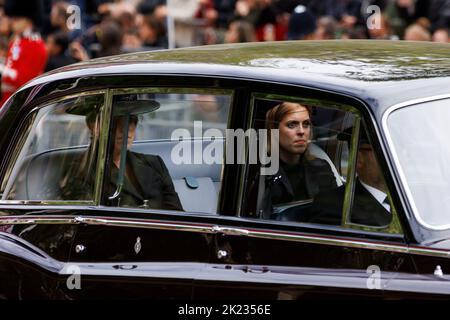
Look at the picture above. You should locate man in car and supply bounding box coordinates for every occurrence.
[303,128,392,227]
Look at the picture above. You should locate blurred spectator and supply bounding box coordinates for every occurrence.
[1,0,48,107]
[432,28,450,42]
[319,0,365,29]
[45,31,76,71]
[122,27,143,51]
[50,1,71,33]
[69,41,90,61]
[404,23,431,41]
[340,25,368,39]
[214,0,237,29]
[416,0,450,32]
[97,19,123,57]
[225,19,256,42]
[384,0,417,39]
[314,16,338,39]
[287,5,316,40]
[138,14,167,48]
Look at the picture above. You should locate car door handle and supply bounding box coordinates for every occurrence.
[211,225,249,236]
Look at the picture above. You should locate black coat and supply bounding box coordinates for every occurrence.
[304,179,391,227]
[107,152,183,211]
[62,150,182,211]
[259,156,338,219]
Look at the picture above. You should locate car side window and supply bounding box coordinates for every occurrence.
[104,90,231,214]
[0,94,103,203]
[242,96,402,234]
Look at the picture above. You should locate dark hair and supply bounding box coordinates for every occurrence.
[49,31,70,53]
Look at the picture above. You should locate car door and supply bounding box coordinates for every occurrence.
[0,85,235,299]
[0,91,107,299]
[54,87,236,299]
[192,87,420,299]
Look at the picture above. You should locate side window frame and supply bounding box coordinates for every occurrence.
[0,90,107,206]
[100,87,234,214]
[238,91,403,236]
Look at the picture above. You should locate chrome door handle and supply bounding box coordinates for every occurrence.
[211,225,249,236]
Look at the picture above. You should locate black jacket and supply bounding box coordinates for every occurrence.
[304,179,391,227]
[107,152,183,211]
[63,150,182,211]
[259,156,338,219]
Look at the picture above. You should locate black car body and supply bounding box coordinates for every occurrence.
[1,40,450,299]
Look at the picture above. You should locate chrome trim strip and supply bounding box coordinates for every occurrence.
[382,94,450,231]
[94,89,113,205]
[1,215,449,258]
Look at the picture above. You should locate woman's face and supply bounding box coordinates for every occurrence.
[278,104,311,158]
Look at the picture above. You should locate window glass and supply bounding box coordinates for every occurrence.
[388,99,450,228]
[105,91,231,213]
[0,94,103,202]
[243,96,401,234]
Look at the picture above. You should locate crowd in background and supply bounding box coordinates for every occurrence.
[0,0,449,105]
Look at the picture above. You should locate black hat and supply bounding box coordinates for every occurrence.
[287,5,316,40]
[113,94,160,116]
[4,0,43,25]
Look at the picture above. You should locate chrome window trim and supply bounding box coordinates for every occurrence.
[1,214,448,258]
[244,92,402,234]
[382,94,450,231]
[0,90,107,206]
[107,87,234,213]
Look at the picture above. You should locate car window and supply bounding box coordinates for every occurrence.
[242,95,402,234]
[0,94,104,203]
[104,90,231,214]
[388,98,450,229]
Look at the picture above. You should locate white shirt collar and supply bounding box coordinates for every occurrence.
[359,180,390,212]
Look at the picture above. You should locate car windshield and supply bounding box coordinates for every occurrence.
[387,98,450,229]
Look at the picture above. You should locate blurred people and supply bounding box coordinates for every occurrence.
[45,31,76,71]
[314,16,338,39]
[50,1,71,34]
[287,5,316,40]
[138,14,167,48]
[432,28,450,42]
[367,13,398,39]
[97,19,123,57]
[1,0,48,107]
[225,19,256,42]
[404,23,431,40]
[416,0,450,33]
[384,0,417,39]
[122,28,143,51]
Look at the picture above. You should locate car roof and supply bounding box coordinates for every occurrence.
[25,40,450,116]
